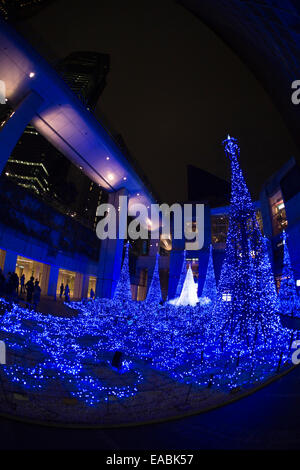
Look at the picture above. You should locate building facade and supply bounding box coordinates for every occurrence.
[56,52,110,112]
[260,157,300,290]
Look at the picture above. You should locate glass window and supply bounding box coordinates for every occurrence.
[0,249,5,271]
[56,269,83,299]
[211,215,229,248]
[88,276,97,297]
[269,189,288,236]
[15,255,50,295]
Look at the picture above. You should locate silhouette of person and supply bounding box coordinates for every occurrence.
[12,272,19,295]
[26,276,35,303]
[20,274,25,294]
[64,284,70,302]
[60,282,64,298]
[90,288,95,300]
[33,280,41,310]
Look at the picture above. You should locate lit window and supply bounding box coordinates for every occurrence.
[222,293,232,302]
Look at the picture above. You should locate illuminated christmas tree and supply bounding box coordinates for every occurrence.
[171,264,198,307]
[201,244,217,303]
[279,230,298,315]
[145,252,162,304]
[213,135,281,345]
[175,250,187,298]
[113,242,132,302]
[258,236,280,314]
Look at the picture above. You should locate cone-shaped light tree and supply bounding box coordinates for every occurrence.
[259,236,280,314]
[146,252,162,304]
[113,242,132,302]
[279,230,298,314]
[172,264,198,307]
[201,244,217,303]
[213,135,281,345]
[175,250,187,298]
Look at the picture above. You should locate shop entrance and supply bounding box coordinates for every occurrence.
[15,256,50,295]
[88,276,97,297]
[57,269,83,299]
[0,249,5,271]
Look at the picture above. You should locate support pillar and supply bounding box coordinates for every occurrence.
[3,249,17,275]
[74,272,83,300]
[96,188,128,299]
[81,274,90,299]
[0,91,43,175]
[47,265,59,297]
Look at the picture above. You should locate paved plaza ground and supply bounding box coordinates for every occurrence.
[0,361,298,450]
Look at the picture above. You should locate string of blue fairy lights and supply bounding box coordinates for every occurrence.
[0,136,296,410]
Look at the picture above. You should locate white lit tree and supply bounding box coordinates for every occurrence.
[172,264,198,307]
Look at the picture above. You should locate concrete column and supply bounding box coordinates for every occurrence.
[3,249,17,275]
[81,274,90,299]
[47,265,59,297]
[96,188,128,299]
[0,91,43,175]
[74,272,83,299]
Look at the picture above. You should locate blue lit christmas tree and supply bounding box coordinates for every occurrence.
[213,135,281,345]
[279,230,298,315]
[175,250,187,297]
[201,244,217,303]
[113,242,132,302]
[258,236,280,314]
[145,252,162,304]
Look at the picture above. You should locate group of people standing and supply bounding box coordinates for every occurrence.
[59,282,94,302]
[0,269,96,306]
[59,282,70,302]
[0,269,41,308]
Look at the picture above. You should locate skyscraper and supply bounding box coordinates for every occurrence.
[3,50,110,229]
[56,52,110,111]
[3,124,104,229]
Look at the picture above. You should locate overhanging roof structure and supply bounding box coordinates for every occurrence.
[0,18,157,209]
[178,0,300,151]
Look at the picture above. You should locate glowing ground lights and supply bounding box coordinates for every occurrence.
[0,136,296,426]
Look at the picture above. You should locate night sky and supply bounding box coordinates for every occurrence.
[16,0,299,204]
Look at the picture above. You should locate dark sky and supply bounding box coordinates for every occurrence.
[16,0,299,203]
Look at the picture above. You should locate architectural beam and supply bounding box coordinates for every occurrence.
[0,90,43,174]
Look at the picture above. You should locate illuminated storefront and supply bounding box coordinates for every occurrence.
[269,189,288,236]
[15,255,50,294]
[56,269,83,299]
[0,249,5,270]
[87,276,97,297]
